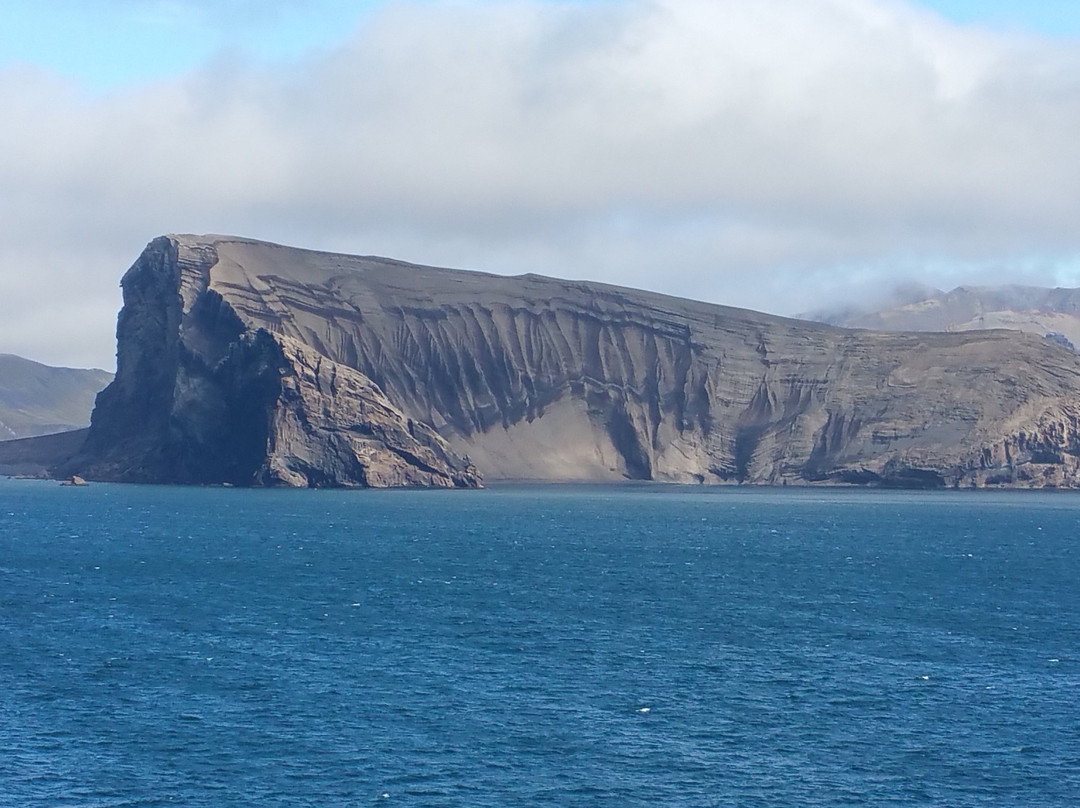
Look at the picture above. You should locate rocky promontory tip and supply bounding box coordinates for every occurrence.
[62,236,480,488]
[59,234,1080,488]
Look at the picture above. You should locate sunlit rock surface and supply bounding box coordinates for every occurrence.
[64,235,1080,488]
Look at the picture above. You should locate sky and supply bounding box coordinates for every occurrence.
[3,0,1080,370]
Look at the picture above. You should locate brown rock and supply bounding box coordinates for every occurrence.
[61,234,1080,488]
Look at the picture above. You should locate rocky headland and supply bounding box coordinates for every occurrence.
[52,234,1080,488]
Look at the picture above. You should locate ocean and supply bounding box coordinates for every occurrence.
[1,479,1078,806]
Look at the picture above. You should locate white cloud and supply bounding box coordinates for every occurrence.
[3,0,1080,368]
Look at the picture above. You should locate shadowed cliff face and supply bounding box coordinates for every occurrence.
[67,237,479,487]
[68,234,1080,488]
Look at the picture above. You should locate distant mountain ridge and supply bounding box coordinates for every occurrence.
[0,354,112,439]
[809,284,1080,349]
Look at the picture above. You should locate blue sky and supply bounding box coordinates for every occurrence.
[925,0,1080,34]
[3,1,1079,91]
[3,0,1080,368]
[0,0,378,89]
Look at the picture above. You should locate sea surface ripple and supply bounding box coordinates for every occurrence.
[1,480,1078,806]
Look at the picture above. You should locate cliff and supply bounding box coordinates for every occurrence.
[64,235,1080,488]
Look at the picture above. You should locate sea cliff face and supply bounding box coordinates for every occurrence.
[68,237,479,487]
[66,234,1080,488]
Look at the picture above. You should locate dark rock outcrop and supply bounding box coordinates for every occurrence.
[64,235,1080,488]
[63,237,479,488]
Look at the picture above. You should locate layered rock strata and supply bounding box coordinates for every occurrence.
[66,235,1080,488]
[66,237,479,487]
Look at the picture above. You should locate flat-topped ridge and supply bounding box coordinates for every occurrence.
[57,234,1080,488]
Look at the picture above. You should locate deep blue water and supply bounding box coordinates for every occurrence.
[1,479,1079,807]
